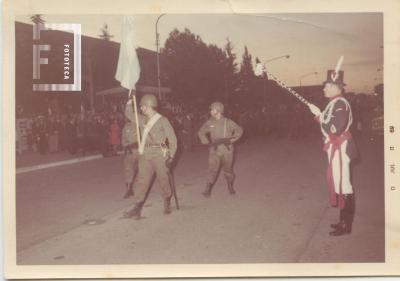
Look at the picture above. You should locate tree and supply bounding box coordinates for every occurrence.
[99,24,114,41]
[238,46,256,108]
[162,28,205,104]
[30,14,45,24]
[223,39,239,105]
[239,46,254,78]
[162,28,229,107]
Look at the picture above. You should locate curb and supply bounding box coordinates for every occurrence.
[16,154,104,174]
[16,150,124,174]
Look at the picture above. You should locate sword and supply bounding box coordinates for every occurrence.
[255,62,311,106]
[161,143,180,210]
[168,170,180,210]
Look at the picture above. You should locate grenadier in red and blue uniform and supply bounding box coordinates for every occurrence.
[308,69,358,236]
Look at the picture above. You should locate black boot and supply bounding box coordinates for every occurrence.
[123,202,143,219]
[329,195,354,236]
[329,210,347,236]
[344,194,355,234]
[164,197,172,215]
[202,183,213,197]
[329,221,347,236]
[123,182,134,199]
[227,179,236,195]
[330,209,344,229]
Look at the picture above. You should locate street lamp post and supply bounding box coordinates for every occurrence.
[299,71,318,87]
[265,55,290,64]
[156,13,166,100]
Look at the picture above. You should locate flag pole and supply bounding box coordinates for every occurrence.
[129,89,141,147]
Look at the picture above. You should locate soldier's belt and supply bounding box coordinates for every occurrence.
[145,143,162,148]
[206,137,235,148]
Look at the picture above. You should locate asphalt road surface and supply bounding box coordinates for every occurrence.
[16,136,385,264]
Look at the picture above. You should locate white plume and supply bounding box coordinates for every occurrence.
[332,55,344,81]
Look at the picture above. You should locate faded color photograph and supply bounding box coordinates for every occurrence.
[14,13,384,265]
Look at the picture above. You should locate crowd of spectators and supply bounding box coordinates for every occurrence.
[18,111,123,156]
[16,93,383,157]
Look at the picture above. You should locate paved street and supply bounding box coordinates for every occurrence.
[16,136,384,264]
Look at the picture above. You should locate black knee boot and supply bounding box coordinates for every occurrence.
[202,183,213,197]
[344,194,355,234]
[330,209,344,229]
[329,194,354,236]
[329,209,347,236]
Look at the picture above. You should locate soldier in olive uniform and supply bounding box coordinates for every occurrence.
[198,102,243,197]
[123,94,177,219]
[121,99,143,198]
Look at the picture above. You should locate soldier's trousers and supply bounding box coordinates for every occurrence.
[134,155,172,203]
[207,149,235,184]
[326,140,353,194]
[124,150,139,183]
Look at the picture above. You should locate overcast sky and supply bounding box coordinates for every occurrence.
[18,13,383,93]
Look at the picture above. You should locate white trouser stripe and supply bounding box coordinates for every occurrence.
[327,140,353,194]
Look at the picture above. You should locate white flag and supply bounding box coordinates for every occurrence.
[115,16,141,90]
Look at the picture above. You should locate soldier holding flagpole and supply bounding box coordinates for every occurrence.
[114,16,143,198]
[123,94,178,219]
[115,15,178,220]
[307,56,358,236]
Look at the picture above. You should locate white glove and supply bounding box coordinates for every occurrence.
[308,103,321,116]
